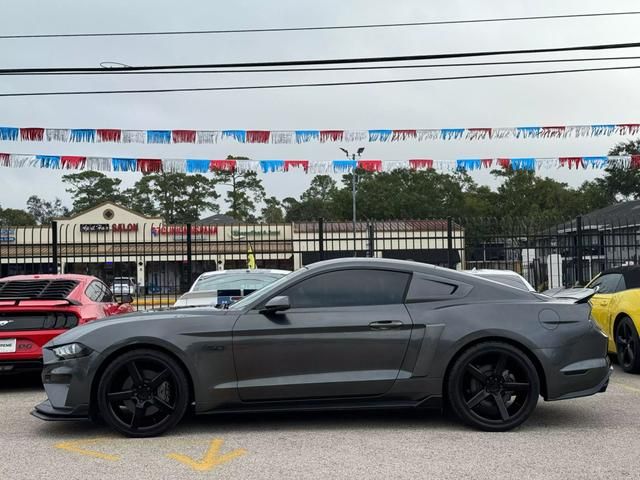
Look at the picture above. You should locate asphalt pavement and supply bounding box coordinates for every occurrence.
[1,365,640,480]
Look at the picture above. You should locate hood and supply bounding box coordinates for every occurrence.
[45,307,230,348]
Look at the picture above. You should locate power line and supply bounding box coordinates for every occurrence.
[3,41,640,74]
[1,11,639,39]
[1,64,638,98]
[2,55,639,76]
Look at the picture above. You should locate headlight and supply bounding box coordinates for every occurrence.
[52,343,92,360]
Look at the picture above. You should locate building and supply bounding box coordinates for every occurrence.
[0,202,465,294]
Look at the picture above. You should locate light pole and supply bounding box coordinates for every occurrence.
[339,147,365,255]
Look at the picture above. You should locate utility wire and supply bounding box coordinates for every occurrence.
[1,55,639,76]
[1,64,639,97]
[1,11,639,39]
[3,41,640,74]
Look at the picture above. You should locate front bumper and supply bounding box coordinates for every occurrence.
[31,399,89,421]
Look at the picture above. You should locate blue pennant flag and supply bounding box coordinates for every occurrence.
[456,159,482,171]
[583,156,608,168]
[368,129,392,142]
[510,158,536,170]
[70,129,96,142]
[260,160,285,173]
[36,155,60,169]
[222,130,247,143]
[516,127,541,138]
[185,159,210,173]
[295,130,320,143]
[442,128,465,140]
[332,160,357,172]
[147,130,171,144]
[112,158,137,171]
[0,127,19,141]
[591,125,616,136]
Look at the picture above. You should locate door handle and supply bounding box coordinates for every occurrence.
[369,320,404,330]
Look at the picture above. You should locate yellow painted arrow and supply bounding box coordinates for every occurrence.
[167,439,246,472]
[55,438,120,461]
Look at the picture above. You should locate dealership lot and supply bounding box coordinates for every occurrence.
[0,366,638,480]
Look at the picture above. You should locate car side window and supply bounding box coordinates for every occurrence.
[99,282,115,303]
[279,269,410,309]
[405,273,457,302]
[86,281,115,303]
[590,273,624,294]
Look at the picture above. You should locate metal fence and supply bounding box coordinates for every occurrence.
[1,214,638,308]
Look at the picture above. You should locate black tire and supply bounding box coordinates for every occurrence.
[97,349,190,437]
[447,342,540,432]
[615,317,640,373]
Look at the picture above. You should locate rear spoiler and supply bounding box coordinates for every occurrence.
[0,297,81,306]
[547,288,598,304]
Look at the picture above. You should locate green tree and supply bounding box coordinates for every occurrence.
[124,172,219,224]
[62,171,124,212]
[0,205,36,226]
[215,157,265,222]
[26,195,70,224]
[261,196,285,223]
[604,138,640,200]
[283,175,339,221]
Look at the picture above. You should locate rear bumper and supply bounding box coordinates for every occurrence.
[0,359,42,374]
[0,329,66,365]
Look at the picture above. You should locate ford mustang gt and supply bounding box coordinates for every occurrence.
[32,258,612,437]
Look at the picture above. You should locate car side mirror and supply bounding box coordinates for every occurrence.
[260,296,290,314]
[118,294,134,305]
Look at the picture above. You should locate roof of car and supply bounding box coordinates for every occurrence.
[597,265,640,289]
[198,269,291,278]
[0,273,98,283]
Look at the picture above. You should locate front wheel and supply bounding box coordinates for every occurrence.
[615,317,640,373]
[447,342,540,432]
[96,349,190,437]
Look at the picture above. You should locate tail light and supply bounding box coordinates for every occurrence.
[43,312,79,329]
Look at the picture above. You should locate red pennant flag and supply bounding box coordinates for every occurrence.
[409,159,433,170]
[210,160,237,172]
[541,126,566,138]
[137,158,163,173]
[97,129,121,142]
[631,155,640,169]
[618,124,640,135]
[559,157,583,169]
[61,156,86,169]
[284,160,309,172]
[246,130,271,143]
[358,160,382,172]
[172,130,196,143]
[392,129,417,141]
[497,158,511,168]
[20,128,44,141]
[468,128,492,139]
[481,159,493,168]
[320,130,344,142]
[0,153,9,167]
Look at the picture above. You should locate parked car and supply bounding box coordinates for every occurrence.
[33,258,610,437]
[174,269,290,308]
[0,274,134,373]
[565,266,640,373]
[111,277,139,297]
[464,269,536,292]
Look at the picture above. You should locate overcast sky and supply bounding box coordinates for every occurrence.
[1,0,640,213]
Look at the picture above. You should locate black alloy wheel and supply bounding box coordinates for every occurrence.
[615,317,640,373]
[447,342,540,431]
[97,349,189,437]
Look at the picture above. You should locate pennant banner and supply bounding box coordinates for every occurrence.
[0,152,636,174]
[1,123,637,145]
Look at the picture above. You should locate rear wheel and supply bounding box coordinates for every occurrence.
[447,342,540,432]
[615,317,640,373]
[97,349,189,437]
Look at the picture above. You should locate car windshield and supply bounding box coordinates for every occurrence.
[192,272,285,293]
[228,268,306,310]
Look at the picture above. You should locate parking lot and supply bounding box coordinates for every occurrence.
[0,365,637,480]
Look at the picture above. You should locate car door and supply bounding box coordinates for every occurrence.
[588,273,625,341]
[232,268,413,402]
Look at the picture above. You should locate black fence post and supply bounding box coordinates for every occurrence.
[367,222,375,257]
[186,222,193,287]
[575,215,584,286]
[318,218,325,261]
[447,217,454,269]
[51,220,58,274]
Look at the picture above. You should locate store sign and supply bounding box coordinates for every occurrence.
[0,228,16,243]
[151,225,218,237]
[230,228,281,238]
[80,223,139,233]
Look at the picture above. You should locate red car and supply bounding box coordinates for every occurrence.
[0,274,134,373]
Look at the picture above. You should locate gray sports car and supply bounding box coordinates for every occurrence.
[32,258,612,437]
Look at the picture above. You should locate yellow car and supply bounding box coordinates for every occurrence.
[587,267,640,373]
